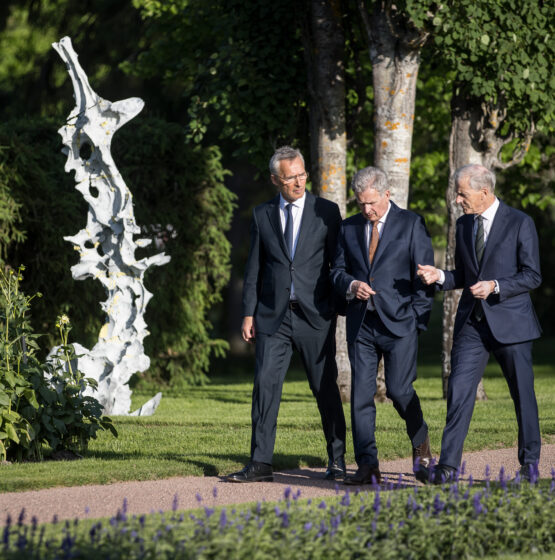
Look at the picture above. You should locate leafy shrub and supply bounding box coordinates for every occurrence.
[1,472,555,558]
[0,266,116,461]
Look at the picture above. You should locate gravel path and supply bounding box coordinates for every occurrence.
[1,444,554,526]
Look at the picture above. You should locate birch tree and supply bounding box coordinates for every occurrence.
[303,0,351,401]
[358,0,428,400]
[406,0,554,396]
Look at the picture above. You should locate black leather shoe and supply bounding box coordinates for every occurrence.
[324,457,346,480]
[226,462,273,483]
[430,464,456,485]
[519,463,538,483]
[413,435,432,469]
[414,464,431,484]
[415,463,455,485]
[344,464,381,485]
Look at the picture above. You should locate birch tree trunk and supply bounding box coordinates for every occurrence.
[305,0,350,402]
[443,98,484,398]
[359,1,426,402]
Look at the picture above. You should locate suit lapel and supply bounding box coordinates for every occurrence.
[293,191,315,261]
[353,214,370,271]
[371,202,400,268]
[480,200,508,268]
[266,195,290,260]
[463,214,478,270]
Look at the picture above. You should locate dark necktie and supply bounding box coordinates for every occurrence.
[284,203,293,257]
[368,221,379,264]
[475,215,485,264]
[472,215,485,321]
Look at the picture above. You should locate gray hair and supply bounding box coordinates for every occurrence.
[269,146,305,176]
[352,166,389,195]
[454,164,496,193]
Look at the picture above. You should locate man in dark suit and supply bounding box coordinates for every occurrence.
[417,164,542,484]
[226,146,346,483]
[331,166,434,485]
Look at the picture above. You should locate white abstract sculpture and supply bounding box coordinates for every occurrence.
[51,36,170,415]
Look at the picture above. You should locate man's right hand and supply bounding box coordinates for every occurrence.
[241,316,256,344]
[351,281,376,301]
[417,264,440,285]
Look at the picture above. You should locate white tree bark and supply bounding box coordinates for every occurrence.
[51,37,170,415]
[305,0,350,402]
[359,1,426,402]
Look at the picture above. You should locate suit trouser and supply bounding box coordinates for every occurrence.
[348,310,428,468]
[439,317,541,469]
[250,306,346,465]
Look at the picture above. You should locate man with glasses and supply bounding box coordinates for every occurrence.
[227,146,346,483]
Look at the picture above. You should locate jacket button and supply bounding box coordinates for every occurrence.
[370,277,374,282]
[290,265,295,272]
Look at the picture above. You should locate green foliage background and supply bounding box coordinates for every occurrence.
[0,117,235,386]
[0,0,553,397]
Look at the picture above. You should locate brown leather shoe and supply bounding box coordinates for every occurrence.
[413,435,432,469]
[344,464,381,485]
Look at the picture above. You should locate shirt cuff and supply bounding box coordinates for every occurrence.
[347,281,356,301]
[493,280,499,294]
[437,269,445,285]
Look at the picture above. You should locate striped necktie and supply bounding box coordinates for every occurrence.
[475,215,485,264]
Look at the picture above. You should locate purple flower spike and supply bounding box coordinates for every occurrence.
[461,461,466,475]
[219,509,227,529]
[485,465,491,478]
[172,494,179,512]
[281,512,290,528]
[213,486,218,499]
[284,487,292,500]
[304,522,313,531]
[473,493,483,515]
[195,493,202,503]
[17,509,26,526]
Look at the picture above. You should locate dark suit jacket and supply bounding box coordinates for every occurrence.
[242,191,342,335]
[331,202,434,343]
[442,200,542,344]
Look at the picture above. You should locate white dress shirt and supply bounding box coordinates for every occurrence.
[348,202,392,309]
[437,197,500,293]
[280,193,306,299]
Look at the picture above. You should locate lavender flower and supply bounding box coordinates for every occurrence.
[284,487,292,500]
[213,486,218,499]
[341,492,351,507]
[172,493,179,512]
[304,522,313,531]
[281,512,290,528]
[219,510,227,529]
[195,493,202,503]
[372,491,381,514]
[473,493,483,515]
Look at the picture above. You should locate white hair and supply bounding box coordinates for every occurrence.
[454,164,496,193]
[352,166,388,195]
[269,146,305,176]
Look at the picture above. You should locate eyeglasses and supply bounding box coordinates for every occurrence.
[276,172,309,185]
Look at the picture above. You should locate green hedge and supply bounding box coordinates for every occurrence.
[0,117,235,386]
[2,476,554,558]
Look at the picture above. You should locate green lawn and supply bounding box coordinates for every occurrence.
[1,330,553,492]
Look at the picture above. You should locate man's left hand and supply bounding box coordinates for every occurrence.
[470,280,495,300]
